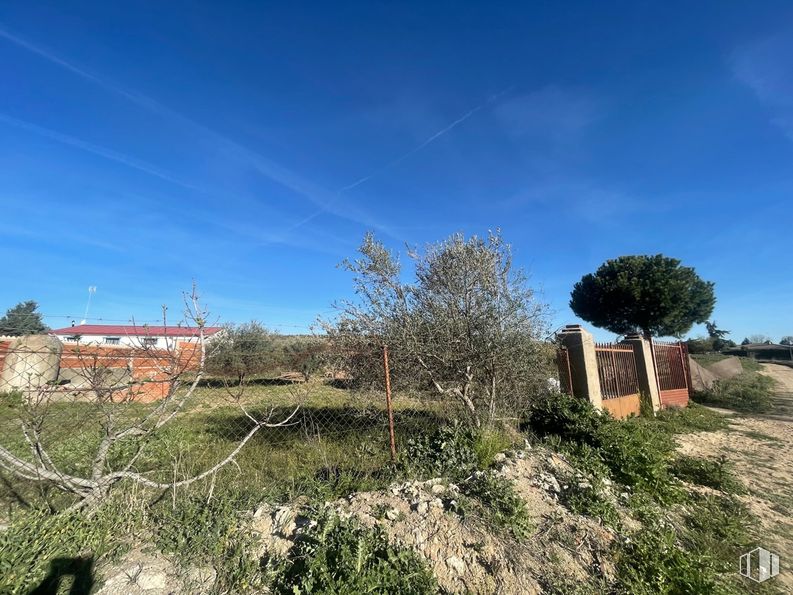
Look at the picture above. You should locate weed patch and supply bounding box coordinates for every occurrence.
[0,501,138,594]
[670,455,745,494]
[459,471,533,540]
[269,512,437,594]
[693,373,775,413]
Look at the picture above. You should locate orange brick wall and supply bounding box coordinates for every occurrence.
[59,343,200,403]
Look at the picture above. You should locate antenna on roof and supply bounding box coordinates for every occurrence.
[80,286,97,325]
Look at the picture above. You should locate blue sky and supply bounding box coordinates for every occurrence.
[1,1,791,341]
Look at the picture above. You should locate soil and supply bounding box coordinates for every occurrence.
[675,363,793,592]
[252,448,619,594]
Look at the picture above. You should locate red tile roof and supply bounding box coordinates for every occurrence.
[51,324,222,337]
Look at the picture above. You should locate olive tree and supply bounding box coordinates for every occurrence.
[323,231,551,428]
[206,321,279,384]
[570,254,715,338]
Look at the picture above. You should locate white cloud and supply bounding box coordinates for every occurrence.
[494,86,599,143]
[732,34,793,140]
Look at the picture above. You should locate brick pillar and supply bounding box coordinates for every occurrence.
[621,334,661,413]
[558,325,602,411]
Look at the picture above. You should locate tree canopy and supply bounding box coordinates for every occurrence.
[0,300,49,336]
[324,231,551,427]
[569,255,715,337]
[206,321,278,383]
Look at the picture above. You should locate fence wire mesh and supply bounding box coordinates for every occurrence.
[0,331,476,511]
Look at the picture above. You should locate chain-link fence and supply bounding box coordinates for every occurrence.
[0,331,473,511]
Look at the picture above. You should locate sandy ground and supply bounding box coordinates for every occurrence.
[676,363,793,592]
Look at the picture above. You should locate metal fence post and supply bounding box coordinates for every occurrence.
[382,344,397,463]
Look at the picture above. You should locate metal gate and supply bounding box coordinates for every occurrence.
[652,340,690,408]
[595,343,641,419]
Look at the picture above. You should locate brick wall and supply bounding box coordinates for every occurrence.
[59,343,200,403]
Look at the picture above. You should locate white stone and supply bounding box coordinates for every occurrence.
[136,569,168,590]
[446,555,466,574]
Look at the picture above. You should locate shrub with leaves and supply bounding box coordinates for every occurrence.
[595,421,681,504]
[270,512,437,594]
[670,455,744,494]
[559,443,620,527]
[401,422,480,480]
[693,373,774,413]
[524,392,607,446]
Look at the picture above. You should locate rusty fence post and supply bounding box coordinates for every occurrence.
[382,344,397,463]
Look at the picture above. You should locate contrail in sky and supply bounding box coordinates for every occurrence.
[0,25,508,239]
[338,88,513,193]
[0,112,203,191]
[0,26,386,234]
[284,88,513,232]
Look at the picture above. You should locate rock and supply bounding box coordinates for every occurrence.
[136,569,168,590]
[446,555,467,575]
[95,549,187,595]
[431,483,446,495]
[185,565,217,589]
[274,506,297,537]
[416,501,429,515]
[429,498,444,510]
[385,508,401,521]
[493,453,507,463]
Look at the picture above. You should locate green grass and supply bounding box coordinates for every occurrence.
[0,379,456,512]
[692,373,775,413]
[269,512,438,594]
[670,455,745,493]
[739,357,762,373]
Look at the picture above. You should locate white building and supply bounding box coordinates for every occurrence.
[51,324,223,348]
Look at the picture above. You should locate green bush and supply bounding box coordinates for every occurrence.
[616,519,718,594]
[524,392,607,446]
[401,422,479,480]
[527,394,681,504]
[460,471,533,540]
[270,512,437,594]
[595,421,681,504]
[559,443,620,527]
[670,455,744,494]
[693,374,774,413]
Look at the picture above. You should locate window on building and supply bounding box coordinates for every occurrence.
[64,335,80,343]
[104,337,121,345]
[142,337,158,347]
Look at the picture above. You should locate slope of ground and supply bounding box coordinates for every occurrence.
[675,362,793,592]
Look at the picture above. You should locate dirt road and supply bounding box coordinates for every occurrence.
[676,363,793,592]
